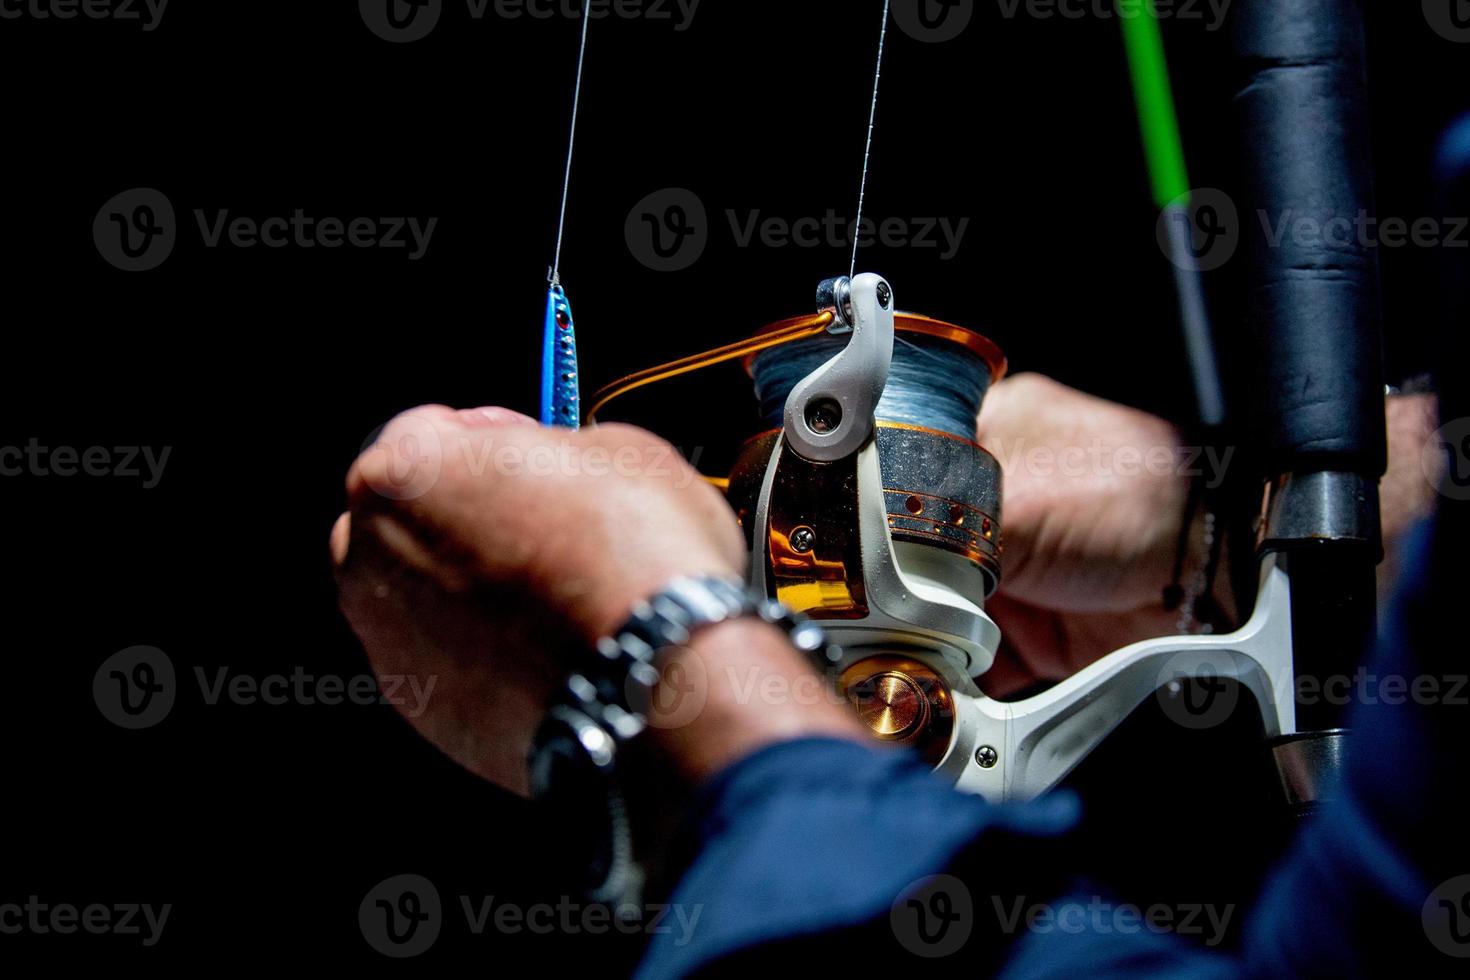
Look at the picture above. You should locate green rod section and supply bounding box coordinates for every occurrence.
[1121,1,1191,208]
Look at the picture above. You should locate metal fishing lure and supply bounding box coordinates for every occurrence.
[542,284,580,426]
[540,6,590,430]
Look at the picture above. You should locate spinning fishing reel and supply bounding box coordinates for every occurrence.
[538,0,1383,813]
[592,271,1306,802]
[728,273,1005,774]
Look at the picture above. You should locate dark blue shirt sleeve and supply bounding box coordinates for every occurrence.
[636,520,1466,978]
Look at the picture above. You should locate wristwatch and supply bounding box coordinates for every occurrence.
[528,575,836,903]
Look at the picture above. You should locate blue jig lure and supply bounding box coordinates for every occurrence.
[541,284,580,428]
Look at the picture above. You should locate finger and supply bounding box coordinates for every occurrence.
[979,645,1038,700]
[348,405,452,506]
[985,592,1070,683]
[330,512,351,568]
[456,406,539,428]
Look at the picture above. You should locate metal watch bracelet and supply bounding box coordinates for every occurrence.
[529,575,836,799]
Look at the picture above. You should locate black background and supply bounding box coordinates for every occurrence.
[1,0,1464,969]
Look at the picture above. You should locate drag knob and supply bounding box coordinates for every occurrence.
[848,670,930,740]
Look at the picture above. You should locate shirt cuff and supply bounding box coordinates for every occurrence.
[637,736,1080,979]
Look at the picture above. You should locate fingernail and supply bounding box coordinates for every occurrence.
[330,513,351,567]
[457,407,539,428]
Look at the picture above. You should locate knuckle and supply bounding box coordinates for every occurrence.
[347,405,453,507]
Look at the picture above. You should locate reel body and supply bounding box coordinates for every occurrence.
[589,273,1302,802]
[733,273,1006,775]
[730,274,1296,801]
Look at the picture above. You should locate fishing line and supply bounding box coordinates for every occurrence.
[758,0,990,444]
[850,0,891,279]
[550,4,591,289]
[539,4,592,429]
[589,1,994,445]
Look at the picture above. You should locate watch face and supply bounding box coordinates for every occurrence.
[531,706,610,799]
[530,708,635,906]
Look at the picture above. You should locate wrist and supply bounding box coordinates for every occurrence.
[528,577,867,900]
[637,617,868,786]
[532,576,863,802]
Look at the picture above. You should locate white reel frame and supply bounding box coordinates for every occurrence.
[751,273,1299,802]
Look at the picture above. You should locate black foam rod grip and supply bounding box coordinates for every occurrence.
[1230,0,1387,476]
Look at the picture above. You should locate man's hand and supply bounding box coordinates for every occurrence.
[973,374,1203,695]
[333,382,1439,787]
[332,406,862,796]
[975,373,1439,697]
